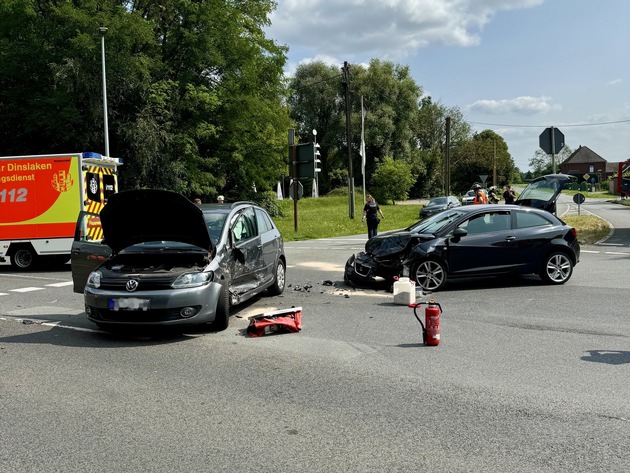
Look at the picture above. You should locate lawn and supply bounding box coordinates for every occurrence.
[274,191,611,245]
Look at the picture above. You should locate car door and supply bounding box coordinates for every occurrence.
[228,207,264,295]
[445,210,515,276]
[70,211,112,293]
[254,207,279,282]
[508,209,562,271]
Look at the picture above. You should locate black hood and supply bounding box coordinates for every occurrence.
[365,230,414,257]
[100,189,211,253]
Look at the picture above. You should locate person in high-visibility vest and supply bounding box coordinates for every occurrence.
[473,184,488,204]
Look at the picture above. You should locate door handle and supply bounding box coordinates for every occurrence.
[505,236,516,241]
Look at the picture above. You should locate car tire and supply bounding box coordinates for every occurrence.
[213,282,230,331]
[411,259,447,292]
[10,247,37,271]
[267,258,286,295]
[539,251,573,285]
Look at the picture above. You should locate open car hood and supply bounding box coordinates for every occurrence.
[100,189,212,253]
[514,174,575,212]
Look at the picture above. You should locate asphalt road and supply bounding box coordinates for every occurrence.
[1,197,629,472]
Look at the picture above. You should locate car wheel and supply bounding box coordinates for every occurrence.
[213,283,230,331]
[411,259,447,292]
[268,258,286,295]
[540,251,573,285]
[10,247,37,271]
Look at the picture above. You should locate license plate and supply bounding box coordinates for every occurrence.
[108,298,150,311]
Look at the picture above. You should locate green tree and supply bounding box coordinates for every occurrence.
[414,97,471,197]
[0,0,291,200]
[450,130,519,193]
[529,146,573,177]
[370,156,415,204]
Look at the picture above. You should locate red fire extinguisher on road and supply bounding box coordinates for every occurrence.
[412,299,442,346]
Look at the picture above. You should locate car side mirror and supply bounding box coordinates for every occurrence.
[451,227,467,242]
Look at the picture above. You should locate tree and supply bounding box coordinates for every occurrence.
[450,130,519,193]
[0,0,292,200]
[414,97,471,197]
[370,156,415,204]
[529,146,573,177]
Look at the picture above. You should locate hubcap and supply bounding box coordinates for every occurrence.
[415,261,445,291]
[546,254,571,282]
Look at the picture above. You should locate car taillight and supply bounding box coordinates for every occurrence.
[571,228,577,238]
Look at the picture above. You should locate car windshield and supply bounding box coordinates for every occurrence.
[518,178,561,202]
[428,197,447,206]
[203,211,229,245]
[406,209,466,234]
[465,190,475,197]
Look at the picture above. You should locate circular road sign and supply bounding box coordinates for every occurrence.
[573,193,586,205]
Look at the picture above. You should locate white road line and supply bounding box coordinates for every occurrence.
[10,287,45,293]
[0,293,8,296]
[46,281,73,288]
[0,316,100,333]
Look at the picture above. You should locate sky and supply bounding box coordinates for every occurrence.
[265,0,630,172]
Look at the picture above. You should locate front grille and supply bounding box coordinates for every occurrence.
[99,275,175,291]
[354,261,372,277]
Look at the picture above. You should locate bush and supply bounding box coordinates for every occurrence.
[253,191,284,217]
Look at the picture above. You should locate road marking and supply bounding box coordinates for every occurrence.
[10,287,45,293]
[46,281,74,288]
[0,316,100,333]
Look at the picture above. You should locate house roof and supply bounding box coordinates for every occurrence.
[562,145,606,164]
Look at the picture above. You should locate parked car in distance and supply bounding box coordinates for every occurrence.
[345,174,578,291]
[419,196,461,219]
[71,190,286,331]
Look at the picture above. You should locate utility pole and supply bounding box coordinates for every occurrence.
[342,61,355,219]
[445,117,451,195]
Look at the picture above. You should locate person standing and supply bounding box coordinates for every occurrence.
[217,195,225,204]
[473,185,488,204]
[503,185,516,204]
[362,194,385,239]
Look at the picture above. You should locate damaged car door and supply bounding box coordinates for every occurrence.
[228,207,265,300]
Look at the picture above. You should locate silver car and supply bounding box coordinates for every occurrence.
[71,190,286,331]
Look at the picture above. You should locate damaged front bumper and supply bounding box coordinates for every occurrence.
[344,252,380,285]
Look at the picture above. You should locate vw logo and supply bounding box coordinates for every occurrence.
[126,279,139,292]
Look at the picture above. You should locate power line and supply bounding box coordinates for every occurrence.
[469,118,630,128]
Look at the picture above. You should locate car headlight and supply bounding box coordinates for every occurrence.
[172,271,214,288]
[86,271,102,288]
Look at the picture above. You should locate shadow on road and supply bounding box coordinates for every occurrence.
[581,350,630,365]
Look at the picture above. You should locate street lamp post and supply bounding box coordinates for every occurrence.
[99,26,110,157]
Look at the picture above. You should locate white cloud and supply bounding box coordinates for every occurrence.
[467,96,559,115]
[268,0,543,60]
[608,78,623,86]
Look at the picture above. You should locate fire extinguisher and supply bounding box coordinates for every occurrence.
[412,299,442,346]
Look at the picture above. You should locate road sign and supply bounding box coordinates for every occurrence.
[539,127,565,154]
[290,180,303,200]
[573,193,585,204]
[583,173,590,181]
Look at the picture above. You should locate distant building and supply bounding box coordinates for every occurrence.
[560,145,616,182]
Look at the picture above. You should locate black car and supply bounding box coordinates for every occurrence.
[419,195,461,219]
[71,190,286,331]
[345,175,579,291]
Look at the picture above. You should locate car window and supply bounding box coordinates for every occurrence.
[518,179,558,202]
[204,212,228,245]
[515,210,553,229]
[429,197,447,206]
[458,211,511,234]
[255,208,274,234]
[232,207,257,244]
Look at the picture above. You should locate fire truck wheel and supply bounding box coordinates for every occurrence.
[213,283,230,331]
[11,247,37,271]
